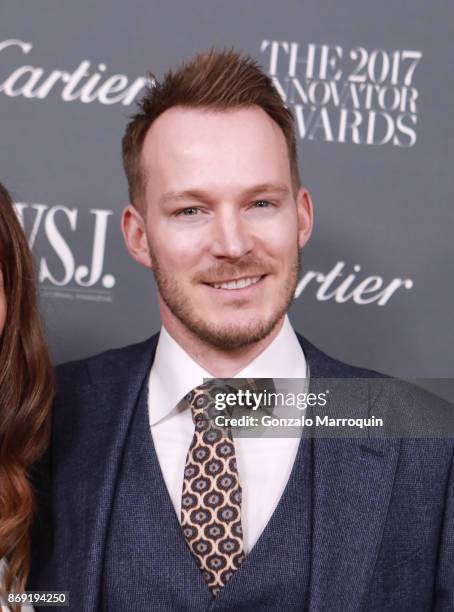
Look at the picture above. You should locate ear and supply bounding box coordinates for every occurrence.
[121,204,153,269]
[295,186,314,249]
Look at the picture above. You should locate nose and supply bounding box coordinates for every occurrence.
[209,207,254,260]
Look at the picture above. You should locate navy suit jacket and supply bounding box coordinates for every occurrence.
[29,333,454,611]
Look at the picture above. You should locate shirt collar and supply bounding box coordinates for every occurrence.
[148,315,307,425]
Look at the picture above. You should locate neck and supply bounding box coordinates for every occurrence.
[161,316,285,377]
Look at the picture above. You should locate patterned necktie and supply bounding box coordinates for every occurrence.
[181,380,245,597]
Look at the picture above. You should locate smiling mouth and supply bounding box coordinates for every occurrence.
[206,275,265,290]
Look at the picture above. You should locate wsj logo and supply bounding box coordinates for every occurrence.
[261,40,422,147]
[14,203,115,302]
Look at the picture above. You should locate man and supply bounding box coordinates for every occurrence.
[29,50,453,611]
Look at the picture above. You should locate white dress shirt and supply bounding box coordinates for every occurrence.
[148,315,307,553]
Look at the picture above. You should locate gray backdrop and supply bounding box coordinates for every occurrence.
[1,0,453,378]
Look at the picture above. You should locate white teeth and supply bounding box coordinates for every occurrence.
[212,276,261,290]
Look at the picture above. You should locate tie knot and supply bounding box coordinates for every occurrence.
[183,378,276,426]
[184,380,231,425]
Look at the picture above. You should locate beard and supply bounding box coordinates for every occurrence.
[150,245,301,352]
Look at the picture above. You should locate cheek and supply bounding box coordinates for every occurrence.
[153,231,205,269]
[259,210,299,253]
[263,231,297,263]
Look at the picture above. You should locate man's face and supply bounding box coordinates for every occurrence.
[123,106,312,350]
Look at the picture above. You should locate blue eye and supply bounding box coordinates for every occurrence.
[253,200,272,208]
[178,207,200,216]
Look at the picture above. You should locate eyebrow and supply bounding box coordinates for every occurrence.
[159,182,290,206]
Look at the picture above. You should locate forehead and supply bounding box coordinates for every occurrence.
[140,106,292,198]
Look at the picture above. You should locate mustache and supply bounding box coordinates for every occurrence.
[195,259,271,284]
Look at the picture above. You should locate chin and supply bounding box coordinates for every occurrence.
[184,314,282,352]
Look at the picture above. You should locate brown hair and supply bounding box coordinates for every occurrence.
[0,182,54,599]
[122,48,300,206]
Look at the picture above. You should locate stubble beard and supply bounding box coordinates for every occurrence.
[150,247,301,352]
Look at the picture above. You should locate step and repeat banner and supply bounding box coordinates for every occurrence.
[1,1,452,377]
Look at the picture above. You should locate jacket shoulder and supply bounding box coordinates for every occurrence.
[55,334,159,391]
[296,333,387,379]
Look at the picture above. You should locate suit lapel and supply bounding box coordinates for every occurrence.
[56,336,159,612]
[53,331,398,611]
[298,335,401,612]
